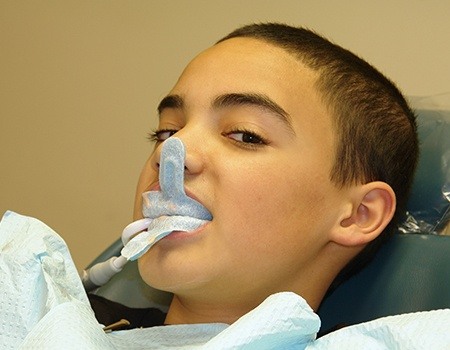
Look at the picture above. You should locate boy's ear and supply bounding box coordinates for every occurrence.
[330,181,396,247]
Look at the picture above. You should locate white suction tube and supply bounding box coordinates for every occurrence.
[81,219,151,292]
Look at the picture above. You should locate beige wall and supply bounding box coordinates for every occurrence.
[1,1,450,270]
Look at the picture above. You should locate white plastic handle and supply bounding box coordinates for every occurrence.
[121,218,152,245]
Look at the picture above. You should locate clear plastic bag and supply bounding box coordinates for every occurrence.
[399,95,450,234]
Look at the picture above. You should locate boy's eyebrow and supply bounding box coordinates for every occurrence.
[157,94,184,114]
[157,93,295,134]
[212,93,295,133]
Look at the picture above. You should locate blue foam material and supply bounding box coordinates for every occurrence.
[142,137,212,221]
[121,137,212,260]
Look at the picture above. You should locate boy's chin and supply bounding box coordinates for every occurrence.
[138,255,211,293]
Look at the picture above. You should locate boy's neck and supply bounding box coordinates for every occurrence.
[164,294,256,325]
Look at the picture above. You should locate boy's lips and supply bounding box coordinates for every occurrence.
[147,182,160,192]
[121,215,210,260]
[162,220,210,242]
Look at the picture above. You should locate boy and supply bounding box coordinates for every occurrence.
[92,22,418,329]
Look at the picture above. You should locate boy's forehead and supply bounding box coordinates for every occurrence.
[174,37,323,111]
[172,37,333,136]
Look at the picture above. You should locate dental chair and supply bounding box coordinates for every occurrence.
[88,108,450,332]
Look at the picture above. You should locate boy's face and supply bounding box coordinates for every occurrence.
[136,38,349,308]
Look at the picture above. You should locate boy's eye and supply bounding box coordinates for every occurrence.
[147,129,178,142]
[226,129,268,146]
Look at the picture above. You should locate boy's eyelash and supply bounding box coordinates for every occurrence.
[146,129,177,143]
[225,127,270,149]
[146,131,156,142]
[146,127,270,149]
[146,130,159,142]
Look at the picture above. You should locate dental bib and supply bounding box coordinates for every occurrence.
[2,212,450,349]
[121,137,212,260]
